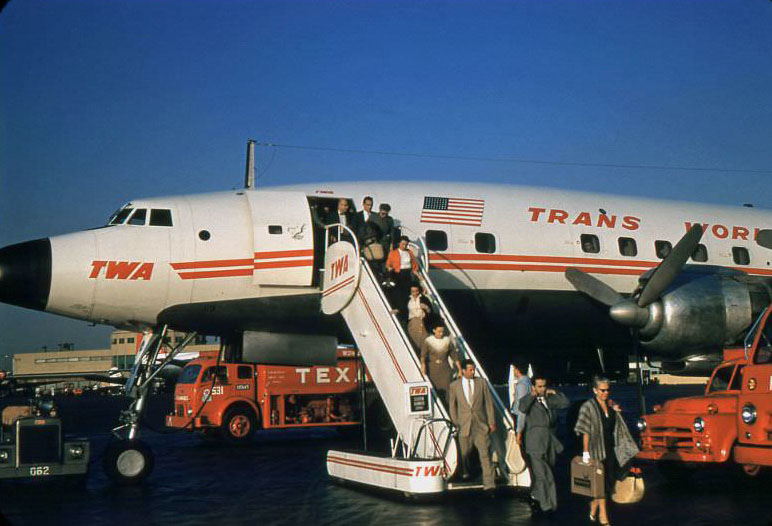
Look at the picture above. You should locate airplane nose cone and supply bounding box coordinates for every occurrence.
[0,238,52,311]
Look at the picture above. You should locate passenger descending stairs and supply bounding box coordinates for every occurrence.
[321,226,530,495]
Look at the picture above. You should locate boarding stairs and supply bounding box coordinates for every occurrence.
[320,225,530,495]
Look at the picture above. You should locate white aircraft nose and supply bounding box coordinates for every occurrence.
[0,238,52,311]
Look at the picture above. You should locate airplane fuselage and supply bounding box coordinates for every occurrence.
[1,182,770,380]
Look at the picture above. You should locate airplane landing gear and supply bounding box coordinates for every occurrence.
[103,325,197,485]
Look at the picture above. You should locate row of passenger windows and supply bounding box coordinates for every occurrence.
[108,208,173,227]
[423,228,752,266]
[579,233,751,265]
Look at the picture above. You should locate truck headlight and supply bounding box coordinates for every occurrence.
[187,407,193,417]
[0,449,9,463]
[636,418,647,431]
[741,404,757,425]
[68,445,84,459]
[693,417,705,433]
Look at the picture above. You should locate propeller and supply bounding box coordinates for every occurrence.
[566,224,704,417]
[565,224,704,329]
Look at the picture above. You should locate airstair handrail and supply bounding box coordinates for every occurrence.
[323,222,361,255]
[409,417,457,460]
[398,225,430,270]
[414,243,515,432]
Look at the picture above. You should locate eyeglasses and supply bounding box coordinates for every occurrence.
[597,388,610,392]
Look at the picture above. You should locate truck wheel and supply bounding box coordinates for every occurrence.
[738,463,762,477]
[222,407,256,444]
[103,439,154,485]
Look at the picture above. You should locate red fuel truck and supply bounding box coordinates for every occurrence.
[636,307,772,478]
[166,346,362,443]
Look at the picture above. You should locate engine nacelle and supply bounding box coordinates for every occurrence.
[638,267,770,359]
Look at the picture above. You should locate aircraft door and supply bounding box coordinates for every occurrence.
[247,191,315,286]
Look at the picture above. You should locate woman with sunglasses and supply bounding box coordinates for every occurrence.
[574,376,639,525]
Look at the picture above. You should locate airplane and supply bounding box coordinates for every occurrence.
[1,169,771,383]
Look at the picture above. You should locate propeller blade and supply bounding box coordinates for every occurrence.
[757,229,772,250]
[637,224,704,307]
[565,267,624,307]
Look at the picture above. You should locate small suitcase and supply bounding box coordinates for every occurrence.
[570,456,605,498]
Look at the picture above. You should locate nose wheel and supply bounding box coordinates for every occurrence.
[103,439,155,485]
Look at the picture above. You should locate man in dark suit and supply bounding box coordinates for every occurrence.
[352,196,376,244]
[518,375,569,514]
[324,198,355,243]
[448,359,497,491]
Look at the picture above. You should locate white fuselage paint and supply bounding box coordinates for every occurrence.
[43,182,772,333]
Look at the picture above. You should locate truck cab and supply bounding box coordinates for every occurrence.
[637,306,772,477]
[732,306,772,475]
[637,351,745,470]
[166,346,362,443]
[0,399,90,481]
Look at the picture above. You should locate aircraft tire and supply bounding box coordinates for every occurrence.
[103,439,155,485]
[221,406,256,444]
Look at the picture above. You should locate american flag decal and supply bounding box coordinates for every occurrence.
[420,196,485,226]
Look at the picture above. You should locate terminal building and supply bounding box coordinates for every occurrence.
[9,330,218,388]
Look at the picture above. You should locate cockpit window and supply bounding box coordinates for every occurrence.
[108,208,133,225]
[128,209,147,226]
[150,209,173,226]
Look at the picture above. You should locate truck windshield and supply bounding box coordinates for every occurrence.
[708,365,734,393]
[178,365,202,384]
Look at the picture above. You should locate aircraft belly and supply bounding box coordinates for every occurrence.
[159,288,632,382]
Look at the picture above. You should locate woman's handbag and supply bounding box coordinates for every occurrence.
[505,430,527,474]
[611,467,645,504]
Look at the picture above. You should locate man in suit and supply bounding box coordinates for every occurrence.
[518,375,569,514]
[324,198,355,243]
[448,359,497,491]
[352,196,375,244]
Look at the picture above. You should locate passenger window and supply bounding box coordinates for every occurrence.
[128,208,147,226]
[732,247,750,266]
[708,365,733,392]
[580,234,600,254]
[729,366,745,390]
[691,244,708,262]
[425,230,448,252]
[474,233,496,254]
[655,240,672,259]
[149,209,173,227]
[618,237,637,257]
[268,225,283,235]
[237,366,252,379]
[109,208,133,225]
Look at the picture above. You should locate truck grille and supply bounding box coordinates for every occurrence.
[18,423,61,464]
[643,426,694,450]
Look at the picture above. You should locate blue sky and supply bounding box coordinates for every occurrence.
[1,0,771,357]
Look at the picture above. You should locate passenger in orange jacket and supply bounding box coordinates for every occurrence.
[385,236,419,317]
